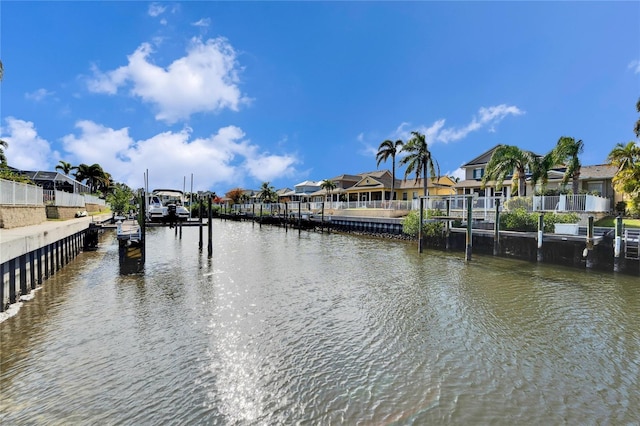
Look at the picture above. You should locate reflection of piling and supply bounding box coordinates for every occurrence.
[537,214,544,262]
[614,216,623,272]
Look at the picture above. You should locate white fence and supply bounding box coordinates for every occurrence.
[226,193,611,217]
[84,194,106,206]
[532,194,609,212]
[2,179,107,208]
[0,179,44,206]
[43,190,107,207]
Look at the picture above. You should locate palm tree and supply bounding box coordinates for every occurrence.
[482,145,539,196]
[608,141,640,197]
[74,163,107,193]
[399,131,439,197]
[634,97,640,139]
[320,179,337,207]
[376,139,403,201]
[0,139,7,167]
[0,59,4,81]
[552,136,584,195]
[55,160,75,176]
[530,151,556,194]
[258,181,277,203]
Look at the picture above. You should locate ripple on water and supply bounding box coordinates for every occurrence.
[1,224,639,424]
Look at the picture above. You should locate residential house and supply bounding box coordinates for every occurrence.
[454,145,619,210]
[454,145,514,198]
[282,180,321,202]
[309,174,361,203]
[344,170,456,203]
[18,169,91,194]
[396,176,457,200]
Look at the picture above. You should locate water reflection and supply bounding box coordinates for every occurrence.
[1,222,638,424]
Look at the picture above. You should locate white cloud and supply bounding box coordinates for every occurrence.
[385,104,523,147]
[57,120,298,191]
[245,154,298,182]
[148,3,167,17]
[628,59,640,74]
[25,88,55,102]
[446,167,466,181]
[0,118,52,170]
[61,121,133,174]
[87,37,247,123]
[192,18,211,28]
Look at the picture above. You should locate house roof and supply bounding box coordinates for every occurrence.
[295,180,320,187]
[19,170,90,191]
[398,176,456,189]
[351,170,393,189]
[461,145,544,168]
[461,145,501,167]
[578,164,617,180]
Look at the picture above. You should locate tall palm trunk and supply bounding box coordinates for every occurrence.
[572,169,580,195]
[391,157,396,201]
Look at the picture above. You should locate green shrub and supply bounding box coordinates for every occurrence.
[423,221,444,237]
[402,210,420,236]
[504,196,532,211]
[402,211,444,237]
[500,207,579,232]
[542,211,580,233]
[426,208,445,217]
[500,207,537,232]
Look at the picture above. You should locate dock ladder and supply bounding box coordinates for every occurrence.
[624,229,640,260]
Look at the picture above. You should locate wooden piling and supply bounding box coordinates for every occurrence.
[418,198,424,253]
[537,214,544,262]
[586,216,595,269]
[614,215,623,272]
[494,199,501,256]
[198,202,203,252]
[207,196,213,258]
[465,196,472,261]
[445,199,451,250]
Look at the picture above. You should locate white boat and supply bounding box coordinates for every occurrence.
[147,189,190,223]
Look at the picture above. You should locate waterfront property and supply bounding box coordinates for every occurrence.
[453,145,620,209]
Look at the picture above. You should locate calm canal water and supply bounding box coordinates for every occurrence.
[1,221,639,424]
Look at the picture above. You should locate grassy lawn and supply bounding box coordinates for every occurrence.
[594,216,640,228]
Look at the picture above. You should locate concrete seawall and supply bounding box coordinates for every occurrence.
[1,215,111,313]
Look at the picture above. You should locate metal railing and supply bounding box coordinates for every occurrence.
[224,193,611,217]
[0,179,44,206]
[532,194,609,212]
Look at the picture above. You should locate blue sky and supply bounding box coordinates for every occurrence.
[1,1,639,193]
